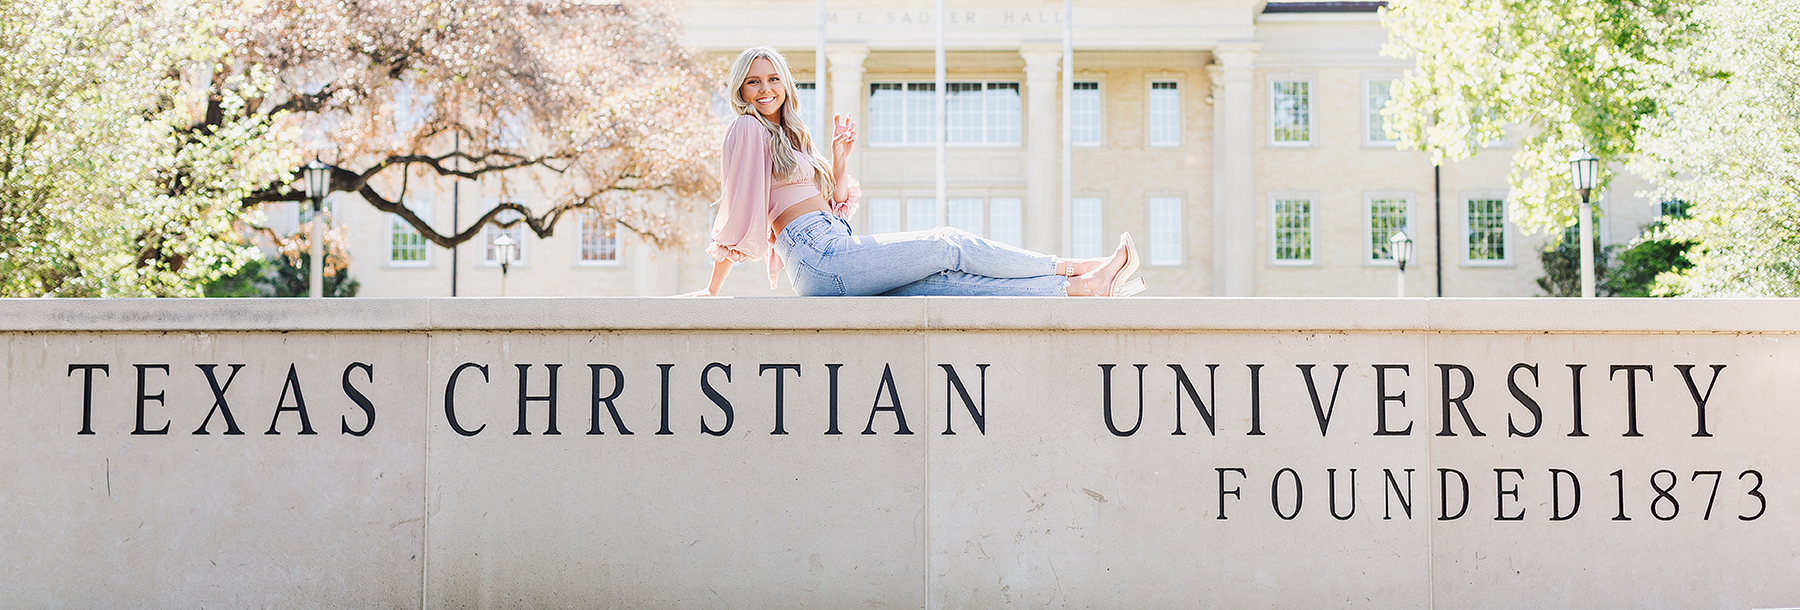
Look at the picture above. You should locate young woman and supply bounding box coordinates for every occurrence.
[685,46,1145,297]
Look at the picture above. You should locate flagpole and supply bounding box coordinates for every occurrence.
[1061,0,1073,256]
[935,0,947,228]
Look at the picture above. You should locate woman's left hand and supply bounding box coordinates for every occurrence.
[832,113,857,160]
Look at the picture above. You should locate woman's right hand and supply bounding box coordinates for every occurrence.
[831,113,857,161]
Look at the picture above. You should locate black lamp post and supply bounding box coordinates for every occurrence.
[1568,150,1599,298]
[1389,231,1414,297]
[301,159,332,299]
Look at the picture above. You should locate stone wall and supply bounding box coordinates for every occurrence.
[4,298,1798,608]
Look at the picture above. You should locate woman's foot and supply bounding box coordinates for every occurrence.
[1065,235,1143,296]
[1055,257,1110,277]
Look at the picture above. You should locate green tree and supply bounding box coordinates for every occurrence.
[1536,234,1618,297]
[0,0,293,296]
[1608,214,1693,297]
[203,222,359,297]
[1382,0,1700,232]
[1634,0,1800,295]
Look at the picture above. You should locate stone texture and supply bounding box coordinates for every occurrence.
[3,298,1798,608]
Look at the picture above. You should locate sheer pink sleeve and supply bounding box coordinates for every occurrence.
[829,175,860,220]
[707,116,772,264]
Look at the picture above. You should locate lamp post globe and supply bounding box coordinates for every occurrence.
[1568,150,1600,298]
[1389,231,1414,297]
[493,234,517,296]
[302,159,331,299]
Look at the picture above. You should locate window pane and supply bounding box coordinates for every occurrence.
[946,83,984,145]
[989,197,1022,247]
[1274,198,1313,262]
[1072,82,1101,146]
[868,197,901,234]
[1149,197,1182,266]
[906,83,936,145]
[1273,81,1311,143]
[1367,80,1395,143]
[1369,198,1408,261]
[393,80,433,134]
[948,198,983,235]
[795,82,821,140]
[390,216,428,263]
[1149,81,1180,147]
[868,84,905,145]
[986,83,1021,145]
[907,197,936,232]
[1660,199,1689,218]
[1467,198,1506,261]
[580,210,619,263]
[1072,197,1103,258]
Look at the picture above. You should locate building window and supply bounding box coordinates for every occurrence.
[1466,197,1507,264]
[1366,79,1397,145]
[986,83,1022,145]
[907,197,935,231]
[905,83,935,145]
[710,91,733,126]
[1273,197,1314,264]
[296,197,334,226]
[868,82,1021,147]
[1148,197,1182,266]
[1148,81,1180,147]
[1072,82,1101,147]
[868,197,901,234]
[989,197,1023,247]
[392,80,433,135]
[1367,196,1409,263]
[389,199,430,267]
[868,84,905,145]
[948,198,983,235]
[493,111,527,149]
[947,83,984,144]
[1660,199,1689,218]
[795,82,822,138]
[1072,197,1103,258]
[484,207,526,266]
[578,209,620,266]
[1272,80,1312,145]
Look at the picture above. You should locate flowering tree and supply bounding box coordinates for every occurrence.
[233,0,720,251]
[0,0,719,297]
[0,0,292,296]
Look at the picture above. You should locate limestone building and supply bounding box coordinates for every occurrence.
[313,0,1665,297]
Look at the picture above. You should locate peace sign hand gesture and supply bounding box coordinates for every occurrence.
[831,113,857,162]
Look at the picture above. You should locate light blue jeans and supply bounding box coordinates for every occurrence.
[773,211,1070,296]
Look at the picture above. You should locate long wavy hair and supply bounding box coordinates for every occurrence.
[725,46,833,196]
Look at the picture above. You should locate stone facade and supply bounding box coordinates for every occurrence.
[5,298,1799,607]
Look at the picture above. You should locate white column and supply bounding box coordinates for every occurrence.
[827,44,868,186]
[1213,42,1259,296]
[1208,64,1227,296]
[1020,44,1063,256]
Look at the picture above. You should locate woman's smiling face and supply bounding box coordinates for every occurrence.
[740,57,785,121]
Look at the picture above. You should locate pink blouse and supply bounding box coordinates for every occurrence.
[708,114,860,288]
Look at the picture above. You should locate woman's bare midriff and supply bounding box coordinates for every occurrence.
[771,194,833,236]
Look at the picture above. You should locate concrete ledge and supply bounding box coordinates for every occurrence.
[1,297,1796,333]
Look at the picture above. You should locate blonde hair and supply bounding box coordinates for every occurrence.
[725,46,834,196]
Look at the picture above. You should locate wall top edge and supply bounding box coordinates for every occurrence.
[0,298,1796,334]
